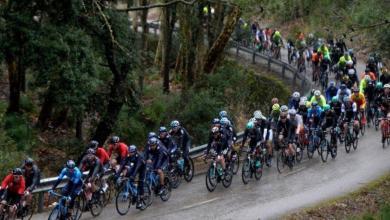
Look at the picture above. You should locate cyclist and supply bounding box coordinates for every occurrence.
[241,121,261,153]
[321,104,337,138]
[330,96,343,120]
[359,75,373,95]
[337,51,352,74]
[288,108,303,138]
[377,84,390,129]
[351,87,366,124]
[108,136,128,171]
[311,48,321,81]
[269,97,279,115]
[253,110,273,166]
[78,149,104,202]
[336,84,351,102]
[88,140,109,168]
[115,145,146,209]
[0,168,25,220]
[366,55,379,77]
[298,100,309,124]
[288,91,300,110]
[380,68,390,85]
[269,103,281,130]
[21,158,40,213]
[272,30,283,47]
[307,101,323,129]
[347,68,359,88]
[49,160,82,218]
[276,113,296,167]
[169,120,191,169]
[360,68,376,81]
[318,43,330,62]
[341,96,359,137]
[144,137,169,194]
[375,82,384,99]
[325,81,338,102]
[310,90,326,108]
[206,126,229,172]
[159,126,176,152]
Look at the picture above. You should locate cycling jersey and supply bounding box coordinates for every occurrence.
[144,143,168,170]
[326,86,338,102]
[341,102,358,121]
[1,174,25,195]
[310,95,327,107]
[360,72,376,81]
[108,142,128,162]
[96,147,109,165]
[22,165,40,192]
[54,167,82,187]
[351,93,366,109]
[79,156,103,180]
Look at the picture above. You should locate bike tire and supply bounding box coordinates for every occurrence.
[222,166,233,188]
[205,165,217,192]
[295,144,303,163]
[276,151,285,173]
[73,195,84,220]
[353,133,359,150]
[231,153,240,175]
[48,206,60,220]
[361,124,365,136]
[254,158,263,181]
[345,133,351,153]
[104,176,116,206]
[169,168,181,189]
[241,158,251,184]
[183,157,194,182]
[115,184,131,216]
[320,139,329,162]
[160,177,172,202]
[90,192,104,217]
[141,182,153,210]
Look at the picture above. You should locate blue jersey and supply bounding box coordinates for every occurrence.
[58,167,82,185]
[307,106,323,119]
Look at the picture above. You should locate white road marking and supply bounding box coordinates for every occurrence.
[179,197,220,211]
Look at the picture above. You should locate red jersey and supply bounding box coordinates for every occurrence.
[1,174,25,195]
[96,147,109,165]
[108,142,128,160]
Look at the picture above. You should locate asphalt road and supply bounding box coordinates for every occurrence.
[32,35,389,220]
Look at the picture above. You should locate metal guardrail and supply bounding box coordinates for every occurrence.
[31,20,311,213]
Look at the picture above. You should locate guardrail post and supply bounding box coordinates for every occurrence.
[282,63,286,78]
[268,57,271,70]
[252,50,256,64]
[236,43,239,56]
[293,70,298,86]
[38,192,44,213]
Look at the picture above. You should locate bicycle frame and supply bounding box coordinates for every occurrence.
[49,192,70,218]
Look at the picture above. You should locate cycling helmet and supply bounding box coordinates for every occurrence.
[384,84,390,89]
[314,90,321,97]
[299,100,305,106]
[148,137,158,146]
[148,132,157,139]
[272,104,280,111]
[220,117,230,126]
[288,109,297,116]
[219,110,228,118]
[364,75,371,81]
[170,120,180,128]
[323,104,330,111]
[24,157,34,166]
[329,81,335,87]
[280,105,288,113]
[292,91,300,100]
[352,87,359,93]
[159,126,168,133]
[376,82,383,89]
[348,69,355,75]
[312,101,318,107]
[211,118,220,125]
[66,160,76,169]
[331,96,338,103]
[346,60,353,66]
[88,140,99,149]
[13,168,23,175]
[110,136,120,144]
[128,145,137,154]
[86,148,96,155]
[343,96,350,103]
[271,97,279,104]
[348,48,353,55]
[344,51,349,56]
[253,110,263,119]
[340,84,347,90]
[211,126,220,134]
[249,117,256,123]
[342,75,350,81]
[246,122,254,129]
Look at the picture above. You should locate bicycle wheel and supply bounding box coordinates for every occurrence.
[319,139,329,162]
[48,206,60,220]
[160,177,172,202]
[115,183,131,216]
[254,158,263,181]
[276,151,286,173]
[169,168,181,189]
[90,192,104,217]
[241,158,251,184]
[20,195,37,220]
[345,133,351,153]
[295,144,303,163]
[353,132,359,150]
[231,152,240,175]
[205,165,217,192]
[183,157,194,182]
[307,142,314,159]
[222,166,233,188]
[140,182,153,210]
[330,135,338,159]
[103,176,116,206]
[71,195,84,220]
[360,123,365,136]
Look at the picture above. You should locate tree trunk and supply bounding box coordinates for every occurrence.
[5,50,20,113]
[203,6,240,74]
[138,0,149,93]
[76,115,83,140]
[37,86,55,129]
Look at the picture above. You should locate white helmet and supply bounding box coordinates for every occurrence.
[292,91,300,99]
[288,109,297,115]
[346,60,353,66]
[249,117,256,123]
[384,84,390,89]
[300,96,307,102]
[314,90,321,96]
[280,105,288,113]
[253,110,263,119]
[348,69,355,75]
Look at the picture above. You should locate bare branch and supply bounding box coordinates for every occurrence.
[117,0,197,12]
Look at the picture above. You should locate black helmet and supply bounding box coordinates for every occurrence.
[66,160,76,169]
[13,168,23,175]
[86,148,96,155]
[110,136,120,144]
[24,157,34,166]
[148,137,158,146]
[88,140,99,149]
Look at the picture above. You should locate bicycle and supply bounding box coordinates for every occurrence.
[272,43,282,60]
[204,149,233,192]
[48,191,83,220]
[241,144,266,184]
[358,109,366,136]
[296,127,309,163]
[329,126,339,159]
[319,67,329,92]
[276,136,295,173]
[145,165,172,202]
[227,146,240,175]
[380,117,390,148]
[168,147,195,189]
[18,191,37,220]
[297,50,306,74]
[80,179,106,217]
[115,177,152,215]
[307,127,321,159]
[344,121,359,153]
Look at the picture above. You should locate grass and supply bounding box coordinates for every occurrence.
[283,172,390,220]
